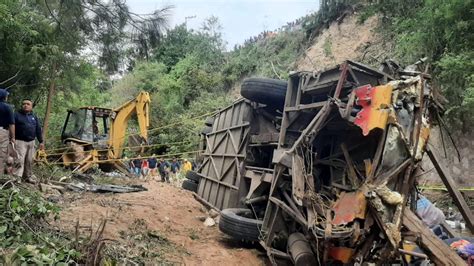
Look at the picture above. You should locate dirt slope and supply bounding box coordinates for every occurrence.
[296,14,390,71]
[54,181,266,265]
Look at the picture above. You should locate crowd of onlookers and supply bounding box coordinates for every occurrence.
[124,155,194,182]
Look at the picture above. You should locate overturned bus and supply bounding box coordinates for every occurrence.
[184,60,465,265]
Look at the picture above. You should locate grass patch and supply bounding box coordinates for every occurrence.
[103,219,189,264]
[323,37,333,57]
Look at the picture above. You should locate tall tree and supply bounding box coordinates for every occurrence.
[0,0,172,141]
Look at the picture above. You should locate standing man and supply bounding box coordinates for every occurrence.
[0,89,15,175]
[14,99,44,182]
[148,155,158,178]
[170,158,180,179]
[158,158,170,183]
[141,158,149,179]
[132,155,142,177]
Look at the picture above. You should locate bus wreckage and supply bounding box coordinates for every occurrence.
[185,60,472,265]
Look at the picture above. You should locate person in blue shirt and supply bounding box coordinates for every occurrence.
[0,89,15,175]
[14,99,44,182]
[158,158,170,183]
[148,155,158,178]
[170,158,180,173]
[132,156,142,177]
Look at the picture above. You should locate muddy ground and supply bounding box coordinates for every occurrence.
[51,180,267,265]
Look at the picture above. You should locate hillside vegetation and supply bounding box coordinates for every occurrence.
[0,0,472,263]
[110,0,473,155]
[1,0,472,151]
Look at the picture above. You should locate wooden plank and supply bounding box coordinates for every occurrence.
[403,209,465,266]
[334,62,349,99]
[427,148,474,233]
[291,152,305,206]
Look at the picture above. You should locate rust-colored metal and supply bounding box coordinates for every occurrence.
[328,247,354,263]
[353,84,393,136]
[334,62,349,99]
[331,191,367,225]
[203,60,450,265]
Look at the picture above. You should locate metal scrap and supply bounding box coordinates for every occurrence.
[195,59,470,265]
[65,182,147,193]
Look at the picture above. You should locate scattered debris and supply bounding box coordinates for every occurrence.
[103,219,186,264]
[65,182,147,193]
[193,59,474,264]
[196,216,207,222]
[208,209,220,218]
[45,172,148,194]
[204,217,216,227]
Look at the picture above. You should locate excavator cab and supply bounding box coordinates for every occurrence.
[61,107,112,144]
[55,91,151,174]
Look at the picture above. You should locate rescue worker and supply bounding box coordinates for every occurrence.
[14,99,44,182]
[158,158,170,183]
[148,155,158,178]
[141,158,149,178]
[170,158,180,174]
[182,158,192,174]
[0,89,15,175]
[132,155,142,177]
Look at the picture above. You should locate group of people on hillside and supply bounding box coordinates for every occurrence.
[127,155,193,182]
[0,89,44,183]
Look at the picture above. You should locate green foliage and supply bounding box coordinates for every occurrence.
[367,0,474,129]
[152,92,233,155]
[112,14,313,156]
[223,29,306,83]
[323,37,333,57]
[112,20,234,155]
[437,52,474,129]
[35,63,111,146]
[104,218,186,264]
[0,0,170,147]
[0,186,80,264]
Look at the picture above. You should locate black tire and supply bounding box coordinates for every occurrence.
[201,126,212,135]
[186,171,201,182]
[219,208,262,242]
[182,179,198,192]
[241,78,288,107]
[204,116,215,126]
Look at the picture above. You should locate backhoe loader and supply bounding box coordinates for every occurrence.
[49,91,150,174]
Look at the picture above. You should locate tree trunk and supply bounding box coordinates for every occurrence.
[42,63,57,143]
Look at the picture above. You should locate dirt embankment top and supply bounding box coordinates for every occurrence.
[296,14,389,72]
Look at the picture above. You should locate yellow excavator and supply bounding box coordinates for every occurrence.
[53,91,150,174]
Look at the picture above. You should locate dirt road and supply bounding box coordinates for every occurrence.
[54,180,266,265]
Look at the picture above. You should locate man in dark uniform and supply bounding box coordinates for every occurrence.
[14,99,44,182]
[0,89,15,175]
[158,158,170,183]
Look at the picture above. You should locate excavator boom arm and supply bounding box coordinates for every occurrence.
[108,91,150,159]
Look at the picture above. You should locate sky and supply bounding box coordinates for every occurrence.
[127,0,319,49]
